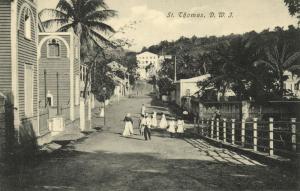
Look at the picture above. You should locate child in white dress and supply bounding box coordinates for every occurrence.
[176,117,185,138]
[159,114,168,129]
[151,112,158,128]
[167,117,176,138]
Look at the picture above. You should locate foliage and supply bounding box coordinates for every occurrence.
[157,77,175,95]
[143,25,300,102]
[39,0,117,52]
[284,0,300,24]
[40,1,139,100]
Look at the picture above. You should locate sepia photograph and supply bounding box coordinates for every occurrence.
[0,0,299,190]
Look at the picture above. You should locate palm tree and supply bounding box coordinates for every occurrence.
[39,0,117,53]
[254,42,300,97]
[39,0,117,98]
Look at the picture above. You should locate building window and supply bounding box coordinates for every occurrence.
[24,11,31,39]
[48,39,60,58]
[75,44,80,59]
[295,83,299,90]
[24,64,34,117]
[47,91,54,107]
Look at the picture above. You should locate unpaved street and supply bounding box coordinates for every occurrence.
[0,84,298,191]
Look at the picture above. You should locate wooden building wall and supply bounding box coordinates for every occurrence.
[0,1,12,93]
[17,0,38,122]
[39,35,71,108]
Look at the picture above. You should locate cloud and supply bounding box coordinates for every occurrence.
[107,5,190,51]
[37,0,298,52]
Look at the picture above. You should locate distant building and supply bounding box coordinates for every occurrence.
[136,51,159,79]
[283,70,300,98]
[174,74,211,106]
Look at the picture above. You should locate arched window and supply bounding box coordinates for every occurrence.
[48,39,60,57]
[24,9,31,39]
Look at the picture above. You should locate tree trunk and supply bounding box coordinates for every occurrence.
[83,62,96,100]
[279,69,284,98]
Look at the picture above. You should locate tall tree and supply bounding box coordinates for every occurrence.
[39,0,117,98]
[254,41,300,97]
[40,0,117,50]
[284,0,300,26]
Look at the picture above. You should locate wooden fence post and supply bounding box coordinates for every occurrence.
[211,118,214,139]
[269,117,274,156]
[223,118,227,142]
[207,119,210,137]
[253,118,258,151]
[291,118,296,153]
[241,119,245,147]
[216,118,220,140]
[201,118,204,135]
[231,119,235,144]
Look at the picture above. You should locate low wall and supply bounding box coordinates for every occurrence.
[194,100,300,121]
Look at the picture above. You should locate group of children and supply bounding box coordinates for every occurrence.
[139,104,185,140]
[122,105,186,141]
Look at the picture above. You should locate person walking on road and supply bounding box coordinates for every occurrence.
[139,114,146,136]
[167,117,176,138]
[144,113,152,140]
[159,113,168,129]
[141,104,146,116]
[123,113,133,136]
[176,117,185,138]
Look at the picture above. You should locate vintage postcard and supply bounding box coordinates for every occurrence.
[0,0,299,190]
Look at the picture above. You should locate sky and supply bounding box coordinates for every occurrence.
[37,0,298,52]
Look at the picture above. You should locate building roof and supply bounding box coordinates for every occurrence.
[175,74,211,83]
[38,16,45,32]
[137,51,158,57]
[107,72,125,85]
[107,61,127,73]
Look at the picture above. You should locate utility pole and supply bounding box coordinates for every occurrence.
[103,87,106,126]
[127,73,130,95]
[174,56,177,82]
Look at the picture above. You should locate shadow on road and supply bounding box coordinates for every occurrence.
[1,146,297,191]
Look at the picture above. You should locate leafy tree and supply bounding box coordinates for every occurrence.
[284,0,300,22]
[254,40,300,97]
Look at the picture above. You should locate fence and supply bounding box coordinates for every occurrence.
[39,107,49,136]
[194,117,299,158]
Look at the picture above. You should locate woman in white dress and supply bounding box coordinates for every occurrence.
[151,112,158,128]
[123,113,133,136]
[159,114,168,129]
[176,117,185,138]
[167,117,176,138]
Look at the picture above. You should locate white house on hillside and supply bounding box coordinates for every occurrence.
[136,51,159,79]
